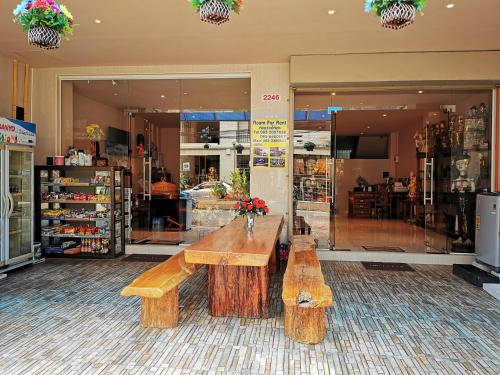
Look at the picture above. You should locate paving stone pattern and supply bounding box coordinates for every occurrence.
[0,259,498,374]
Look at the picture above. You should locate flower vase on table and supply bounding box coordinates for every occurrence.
[234,196,270,233]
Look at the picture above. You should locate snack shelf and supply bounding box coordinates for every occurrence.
[35,165,125,259]
[41,233,111,239]
[41,217,112,222]
[41,199,112,204]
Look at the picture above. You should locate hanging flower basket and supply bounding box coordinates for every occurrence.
[28,25,60,49]
[13,0,75,50]
[200,0,230,25]
[192,0,243,25]
[380,3,416,29]
[365,0,426,30]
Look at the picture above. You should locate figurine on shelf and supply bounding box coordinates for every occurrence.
[414,128,426,153]
[407,171,417,202]
[451,151,476,252]
[451,152,476,193]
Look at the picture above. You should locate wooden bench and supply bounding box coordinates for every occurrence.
[121,251,200,328]
[282,235,333,344]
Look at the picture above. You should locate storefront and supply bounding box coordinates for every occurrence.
[292,88,496,255]
[28,52,500,256]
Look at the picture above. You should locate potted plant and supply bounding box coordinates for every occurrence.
[191,0,243,25]
[234,196,269,232]
[13,0,74,49]
[86,123,104,163]
[211,181,228,200]
[230,168,248,199]
[304,142,316,152]
[365,0,426,29]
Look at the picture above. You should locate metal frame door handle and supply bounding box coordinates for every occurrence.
[7,192,14,217]
[429,158,434,205]
[0,193,6,218]
[423,158,428,204]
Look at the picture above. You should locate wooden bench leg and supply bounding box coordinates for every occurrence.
[140,287,179,328]
[284,305,326,344]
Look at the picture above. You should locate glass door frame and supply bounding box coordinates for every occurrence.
[3,145,34,266]
[0,146,6,267]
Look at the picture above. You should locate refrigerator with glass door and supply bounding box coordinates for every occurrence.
[0,117,36,272]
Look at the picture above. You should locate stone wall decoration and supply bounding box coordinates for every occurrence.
[191,0,243,25]
[13,0,74,50]
[365,0,426,30]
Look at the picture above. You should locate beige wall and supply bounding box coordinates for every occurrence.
[291,51,500,86]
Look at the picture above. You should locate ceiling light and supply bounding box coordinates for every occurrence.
[331,92,336,96]
[418,90,424,94]
[367,126,371,129]
[446,4,455,9]
[113,93,118,96]
[360,132,365,135]
[94,19,102,24]
[382,114,387,117]
[328,10,335,15]
[243,91,248,94]
[183,92,188,95]
[161,94,165,98]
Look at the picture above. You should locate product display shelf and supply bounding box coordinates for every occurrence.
[35,165,125,259]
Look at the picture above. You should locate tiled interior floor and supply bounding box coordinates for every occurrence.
[299,212,448,253]
[0,259,498,374]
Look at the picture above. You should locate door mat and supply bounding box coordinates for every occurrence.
[452,264,499,287]
[122,254,172,262]
[362,262,415,271]
[334,249,351,251]
[362,246,405,252]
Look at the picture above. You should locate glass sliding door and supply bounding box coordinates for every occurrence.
[421,89,493,253]
[6,147,33,264]
[293,95,335,249]
[0,147,5,267]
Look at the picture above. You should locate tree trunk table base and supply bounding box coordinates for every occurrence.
[208,264,269,318]
[140,287,179,328]
[284,305,326,344]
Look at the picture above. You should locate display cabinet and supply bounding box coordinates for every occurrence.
[35,166,125,258]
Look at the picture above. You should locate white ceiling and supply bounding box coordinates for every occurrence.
[1,1,499,67]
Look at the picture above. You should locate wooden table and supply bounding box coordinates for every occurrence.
[184,215,284,318]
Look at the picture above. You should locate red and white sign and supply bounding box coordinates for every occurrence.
[261,94,282,102]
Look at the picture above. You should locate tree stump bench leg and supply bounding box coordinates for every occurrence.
[140,287,179,328]
[284,305,326,344]
[208,264,269,318]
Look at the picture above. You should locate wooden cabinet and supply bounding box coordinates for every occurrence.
[348,192,375,218]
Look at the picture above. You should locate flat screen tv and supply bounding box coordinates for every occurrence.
[106,127,129,156]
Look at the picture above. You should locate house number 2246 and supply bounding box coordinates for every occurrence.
[262,94,281,102]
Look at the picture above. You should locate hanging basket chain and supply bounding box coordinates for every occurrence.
[200,0,231,25]
[380,3,416,30]
[28,25,61,49]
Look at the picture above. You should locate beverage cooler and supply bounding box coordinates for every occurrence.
[0,117,36,271]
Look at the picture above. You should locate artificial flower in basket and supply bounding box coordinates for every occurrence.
[234,196,269,232]
[13,0,74,49]
[86,123,104,159]
[365,0,427,30]
[191,0,243,25]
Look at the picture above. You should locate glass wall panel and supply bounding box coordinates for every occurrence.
[60,78,251,245]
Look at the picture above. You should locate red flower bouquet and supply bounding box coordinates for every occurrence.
[234,196,269,216]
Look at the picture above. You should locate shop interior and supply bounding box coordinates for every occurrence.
[294,89,492,253]
[60,77,251,246]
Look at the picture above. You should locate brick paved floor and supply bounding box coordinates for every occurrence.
[0,259,498,374]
